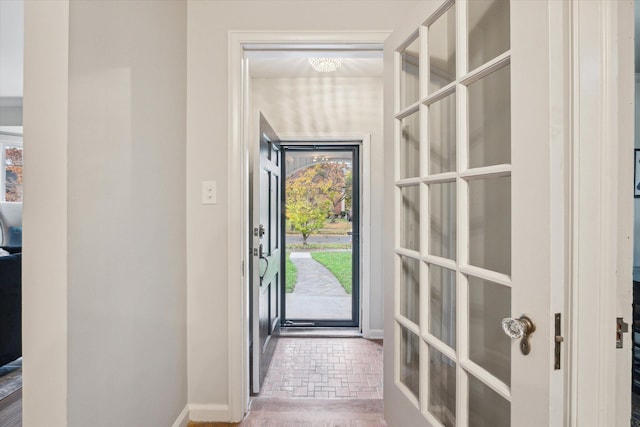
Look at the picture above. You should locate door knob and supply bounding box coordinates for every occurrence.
[501,315,535,355]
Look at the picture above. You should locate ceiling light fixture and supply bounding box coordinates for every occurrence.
[308,57,344,73]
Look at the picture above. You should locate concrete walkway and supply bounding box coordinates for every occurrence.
[286,252,351,320]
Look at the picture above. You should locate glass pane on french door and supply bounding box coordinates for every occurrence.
[394,1,513,424]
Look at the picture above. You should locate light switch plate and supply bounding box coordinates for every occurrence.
[202,181,216,205]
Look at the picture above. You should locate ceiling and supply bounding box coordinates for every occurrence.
[249,56,383,78]
[246,47,383,79]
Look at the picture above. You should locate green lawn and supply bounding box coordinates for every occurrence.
[285,251,297,293]
[311,252,352,294]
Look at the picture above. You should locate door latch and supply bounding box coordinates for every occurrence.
[616,317,629,349]
[554,313,563,370]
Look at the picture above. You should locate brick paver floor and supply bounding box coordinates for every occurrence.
[259,338,383,399]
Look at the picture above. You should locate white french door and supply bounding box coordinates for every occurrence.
[383,1,566,426]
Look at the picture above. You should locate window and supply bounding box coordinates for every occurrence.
[0,134,23,203]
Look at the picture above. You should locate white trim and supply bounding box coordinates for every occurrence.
[547,0,570,424]
[278,131,372,338]
[278,131,367,140]
[170,405,189,427]
[188,404,231,422]
[227,31,246,423]
[228,30,390,421]
[0,134,22,143]
[0,127,23,136]
[368,328,384,340]
[568,0,634,425]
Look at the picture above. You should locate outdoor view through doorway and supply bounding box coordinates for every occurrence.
[282,146,360,328]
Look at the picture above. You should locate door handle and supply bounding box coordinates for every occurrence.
[258,243,269,282]
[501,315,536,355]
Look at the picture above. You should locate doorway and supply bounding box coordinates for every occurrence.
[243,39,385,407]
[281,144,361,328]
[232,32,389,420]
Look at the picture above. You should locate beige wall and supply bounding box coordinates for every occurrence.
[23,2,70,425]
[24,1,188,426]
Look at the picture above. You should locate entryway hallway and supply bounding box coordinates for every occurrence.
[189,337,385,427]
[259,338,382,399]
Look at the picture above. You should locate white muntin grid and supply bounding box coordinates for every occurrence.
[393,0,513,426]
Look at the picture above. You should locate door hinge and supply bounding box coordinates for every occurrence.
[554,313,563,370]
[616,317,629,349]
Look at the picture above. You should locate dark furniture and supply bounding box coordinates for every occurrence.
[0,246,21,367]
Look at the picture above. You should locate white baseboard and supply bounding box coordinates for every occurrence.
[188,403,230,422]
[171,405,189,427]
[367,329,384,340]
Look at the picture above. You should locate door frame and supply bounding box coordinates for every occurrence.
[569,1,634,426]
[279,141,362,328]
[278,133,372,334]
[228,32,388,420]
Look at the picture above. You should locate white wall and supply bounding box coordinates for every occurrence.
[251,76,385,334]
[24,1,188,426]
[0,0,24,126]
[0,0,23,98]
[186,0,419,417]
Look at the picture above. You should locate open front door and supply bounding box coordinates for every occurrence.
[383,1,566,426]
[250,113,282,394]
